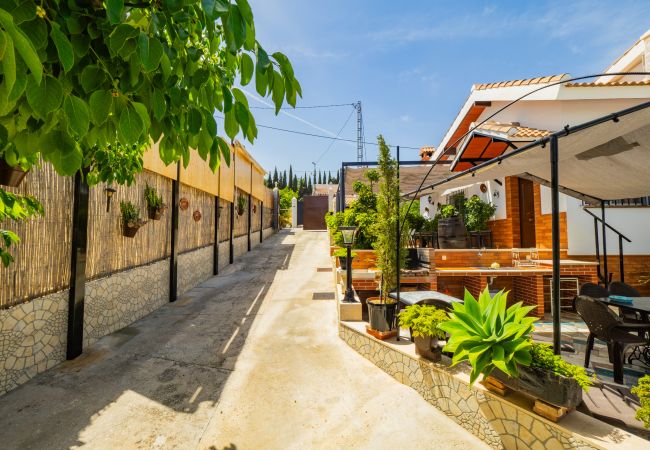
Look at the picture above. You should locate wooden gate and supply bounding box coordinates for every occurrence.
[303,195,329,230]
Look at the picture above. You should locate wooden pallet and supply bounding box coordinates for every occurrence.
[482,376,571,422]
[365,325,397,340]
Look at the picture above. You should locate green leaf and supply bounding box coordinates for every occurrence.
[234,102,249,135]
[224,109,238,139]
[89,90,113,125]
[118,104,144,144]
[11,1,36,25]
[40,130,82,176]
[152,89,166,121]
[204,109,217,135]
[131,101,150,132]
[240,53,253,86]
[71,34,90,57]
[255,66,267,96]
[226,5,245,51]
[26,75,62,118]
[0,9,41,84]
[216,136,231,166]
[236,0,253,23]
[138,33,163,72]
[109,24,138,54]
[106,0,124,24]
[187,107,203,134]
[197,130,212,160]
[1,32,16,94]
[202,0,229,21]
[271,70,284,113]
[0,29,6,59]
[80,65,105,93]
[50,24,74,73]
[208,139,220,171]
[63,96,90,137]
[256,45,270,72]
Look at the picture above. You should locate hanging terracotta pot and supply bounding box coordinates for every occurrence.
[0,161,28,187]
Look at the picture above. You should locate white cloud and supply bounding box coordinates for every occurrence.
[400,115,412,123]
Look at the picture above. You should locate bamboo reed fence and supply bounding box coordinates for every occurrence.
[233,188,249,238]
[218,198,231,243]
[178,184,215,253]
[251,198,261,233]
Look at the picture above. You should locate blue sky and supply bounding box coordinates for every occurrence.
[242,0,650,178]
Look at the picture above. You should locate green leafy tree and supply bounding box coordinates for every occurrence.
[374,135,406,300]
[278,185,296,227]
[0,0,300,264]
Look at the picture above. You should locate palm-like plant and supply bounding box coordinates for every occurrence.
[439,288,538,385]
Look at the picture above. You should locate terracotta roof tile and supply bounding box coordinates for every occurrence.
[565,79,650,87]
[473,74,568,91]
[475,121,551,139]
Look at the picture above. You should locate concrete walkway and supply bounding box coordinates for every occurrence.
[0,230,489,450]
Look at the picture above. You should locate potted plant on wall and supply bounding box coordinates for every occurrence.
[437,194,469,249]
[439,288,593,413]
[237,194,247,216]
[367,135,406,338]
[0,150,38,187]
[398,305,448,361]
[632,375,650,429]
[120,201,147,238]
[144,184,167,220]
[333,247,357,270]
[465,195,496,248]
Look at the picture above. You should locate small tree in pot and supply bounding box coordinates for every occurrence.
[144,184,167,220]
[367,135,407,335]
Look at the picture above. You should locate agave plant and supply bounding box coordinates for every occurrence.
[439,288,538,385]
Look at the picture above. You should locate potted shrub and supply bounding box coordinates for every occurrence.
[144,183,167,220]
[367,135,406,336]
[120,201,147,238]
[464,195,496,232]
[632,375,650,429]
[0,150,38,187]
[398,304,448,361]
[237,194,247,216]
[333,247,357,270]
[439,288,592,411]
[437,200,468,249]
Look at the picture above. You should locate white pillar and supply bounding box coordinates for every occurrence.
[291,197,298,228]
[327,186,335,212]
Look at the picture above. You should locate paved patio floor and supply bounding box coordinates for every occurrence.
[0,229,489,450]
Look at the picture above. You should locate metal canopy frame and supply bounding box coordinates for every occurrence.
[403,99,650,354]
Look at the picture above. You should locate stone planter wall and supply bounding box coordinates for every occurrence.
[178,245,214,296]
[339,322,642,450]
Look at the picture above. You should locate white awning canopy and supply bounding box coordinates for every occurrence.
[416,101,650,202]
[343,163,452,199]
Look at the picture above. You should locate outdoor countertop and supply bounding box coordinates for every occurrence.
[435,266,553,275]
[533,259,599,266]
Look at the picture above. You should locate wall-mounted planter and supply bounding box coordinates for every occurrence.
[0,161,28,187]
[123,221,147,238]
[147,206,167,220]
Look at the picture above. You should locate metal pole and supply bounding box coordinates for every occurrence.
[247,193,252,251]
[213,196,219,276]
[601,202,608,287]
[67,170,89,359]
[169,163,180,302]
[229,201,234,264]
[396,146,401,340]
[593,217,601,282]
[549,135,561,355]
[260,201,264,243]
[343,245,355,302]
[619,235,625,283]
[340,164,346,211]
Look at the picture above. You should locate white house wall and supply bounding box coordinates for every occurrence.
[566,197,650,255]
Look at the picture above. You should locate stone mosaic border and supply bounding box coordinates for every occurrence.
[339,323,606,450]
[178,245,213,296]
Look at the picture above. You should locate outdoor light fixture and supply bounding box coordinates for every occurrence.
[104,186,116,212]
[339,226,358,303]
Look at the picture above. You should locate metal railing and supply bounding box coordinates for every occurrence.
[582,208,632,283]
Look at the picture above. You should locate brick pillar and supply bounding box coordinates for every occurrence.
[514,275,545,317]
[464,275,488,299]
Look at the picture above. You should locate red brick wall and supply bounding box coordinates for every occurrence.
[488,177,520,248]
[434,250,512,268]
[570,254,650,296]
[533,184,568,250]
[513,275,545,317]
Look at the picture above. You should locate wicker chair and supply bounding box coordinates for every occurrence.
[575,295,650,384]
[609,281,642,322]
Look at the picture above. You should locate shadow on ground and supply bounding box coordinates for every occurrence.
[0,231,295,449]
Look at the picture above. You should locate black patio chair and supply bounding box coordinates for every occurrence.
[609,281,642,321]
[575,295,650,384]
[573,282,608,312]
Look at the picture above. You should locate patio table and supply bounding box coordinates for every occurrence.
[598,296,650,368]
[389,290,462,341]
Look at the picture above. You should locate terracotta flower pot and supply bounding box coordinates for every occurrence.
[147,206,166,220]
[0,160,28,187]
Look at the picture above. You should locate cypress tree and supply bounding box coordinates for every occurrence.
[272,167,278,186]
[288,165,293,190]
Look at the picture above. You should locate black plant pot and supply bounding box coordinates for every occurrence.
[490,365,583,409]
[438,216,468,249]
[414,335,441,362]
[338,255,354,270]
[406,248,420,269]
[367,300,397,332]
[0,160,28,187]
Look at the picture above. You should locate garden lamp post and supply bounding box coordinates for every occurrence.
[340,226,358,303]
